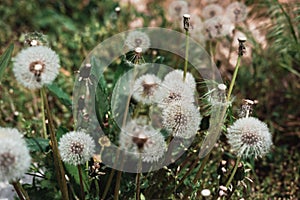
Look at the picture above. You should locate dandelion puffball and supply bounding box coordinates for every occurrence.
[13,46,60,89]
[58,131,96,165]
[162,102,201,138]
[0,127,31,182]
[124,31,150,52]
[227,117,272,159]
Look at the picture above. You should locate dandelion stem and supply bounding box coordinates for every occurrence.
[40,89,47,139]
[12,181,30,200]
[41,87,69,200]
[136,154,142,200]
[78,165,85,200]
[183,29,189,81]
[225,156,241,188]
[114,170,122,200]
[226,55,241,101]
[101,168,115,200]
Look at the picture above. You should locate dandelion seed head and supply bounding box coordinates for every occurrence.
[133,74,162,104]
[162,103,201,138]
[227,117,272,159]
[204,16,234,39]
[202,4,224,19]
[13,46,60,89]
[164,70,196,92]
[168,0,189,20]
[59,131,96,165]
[0,127,31,182]
[225,2,247,23]
[125,31,150,52]
[119,121,166,163]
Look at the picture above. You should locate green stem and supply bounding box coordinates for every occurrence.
[226,55,241,102]
[209,40,215,81]
[40,89,47,139]
[12,181,30,200]
[225,156,241,188]
[114,171,122,200]
[136,154,142,200]
[183,30,189,81]
[78,165,85,200]
[101,168,115,200]
[41,87,69,200]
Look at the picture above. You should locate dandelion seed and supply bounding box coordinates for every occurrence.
[132,74,162,104]
[225,2,247,23]
[204,16,234,39]
[58,131,96,165]
[168,0,189,21]
[162,102,201,138]
[125,31,150,52]
[0,127,31,182]
[119,120,166,163]
[202,4,224,19]
[13,46,60,89]
[227,117,272,159]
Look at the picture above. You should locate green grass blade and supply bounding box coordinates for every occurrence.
[0,44,14,81]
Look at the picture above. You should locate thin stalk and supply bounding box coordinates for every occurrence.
[183,30,189,81]
[225,156,241,188]
[40,89,47,139]
[226,55,241,101]
[114,170,122,200]
[41,87,69,200]
[101,168,115,200]
[209,40,215,81]
[177,157,200,188]
[136,153,142,200]
[12,181,30,200]
[78,165,85,200]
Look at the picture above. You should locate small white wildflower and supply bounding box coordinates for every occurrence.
[204,16,234,39]
[24,32,49,47]
[163,70,196,92]
[162,102,201,138]
[202,4,224,19]
[132,74,162,104]
[225,2,248,23]
[201,189,211,197]
[58,131,95,165]
[119,120,166,163]
[13,46,60,89]
[227,117,272,159]
[168,0,189,21]
[0,127,31,182]
[125,31,150,52]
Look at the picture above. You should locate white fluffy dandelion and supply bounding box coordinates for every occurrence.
[225,2,248,23]
[168,0,189,21]
[119,121,166,163]
[132,74,162,104]
[58,131,95,165]
[0,127,31,182]
[155,81,195,106]
[13,46,60,89]
[162,103,201,138]
[227,117,272,159]
[202,4,224,19]
[204,16,234,39]
[125,31,150,52]
[163,70,196,92]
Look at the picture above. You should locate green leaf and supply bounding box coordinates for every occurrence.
[25,137,50,152]
[47,83,72,109]
[0,44,14,81]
